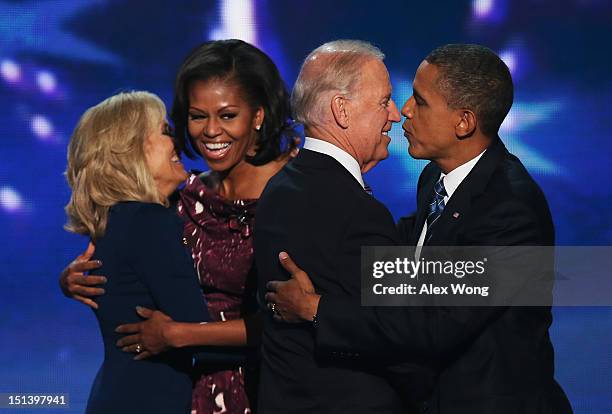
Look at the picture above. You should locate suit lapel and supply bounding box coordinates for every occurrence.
[411,164,439,245]
[424,138,508,245]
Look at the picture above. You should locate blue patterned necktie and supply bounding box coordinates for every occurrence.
[425,176,447,242]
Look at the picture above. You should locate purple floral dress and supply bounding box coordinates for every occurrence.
[177,172,258,414]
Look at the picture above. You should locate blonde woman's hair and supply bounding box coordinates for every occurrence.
[65,91,167,240]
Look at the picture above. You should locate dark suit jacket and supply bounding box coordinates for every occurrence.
[315,139,573,414]
[254,149,403,413]
[86,202,210,414]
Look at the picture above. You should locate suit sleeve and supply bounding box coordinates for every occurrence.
[131,204,210,323]
[315,199,545,362]
[396,213,416,244]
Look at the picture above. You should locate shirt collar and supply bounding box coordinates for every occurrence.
[303,137,365,189]
[441,149,487,199]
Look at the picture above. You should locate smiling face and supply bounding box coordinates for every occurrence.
[348,59,401,166]
[187,79,264,172]
[144,122,188,198]
[401,60,461,161]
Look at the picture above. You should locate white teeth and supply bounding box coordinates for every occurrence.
[171,154,180,162]
[382,131,389,135]
[204,142,231,150]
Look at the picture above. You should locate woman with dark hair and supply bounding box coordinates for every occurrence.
[60,39,298,413]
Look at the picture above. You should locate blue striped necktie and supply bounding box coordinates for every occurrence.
[425,176,447,242]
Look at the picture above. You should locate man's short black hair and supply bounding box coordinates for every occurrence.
[426,44,513,137]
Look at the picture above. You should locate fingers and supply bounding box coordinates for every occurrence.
[266,281,280,293]
[135,306,154,319]
[72,284,105,297]
[115,323,141,334]
[65,275,105,297]
[121,342,143,354]
[65,272,105,289]
[278,252,301,275]
[265,292,276,304]
[116,334,140,348]
[70,260,103,274]
[79,275,107,285]
[134,350,152,361]
[278,252,315,292]
[73,295,99,310]
[291,271,315,293]
[81,242,96,260]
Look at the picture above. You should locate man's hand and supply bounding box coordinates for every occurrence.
[59,242,106,309]
[115,307,175,360]
[265,252,321,323]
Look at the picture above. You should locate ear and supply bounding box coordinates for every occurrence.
[253,107,265,131]
[143,132,154,157]
[455,109,477,139]
[330,95,350,129]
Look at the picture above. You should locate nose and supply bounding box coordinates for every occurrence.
[204,117,222,138]
[401,97,414,119]
[387,99,401,123]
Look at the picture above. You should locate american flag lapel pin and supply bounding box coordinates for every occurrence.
[452,212,460,219]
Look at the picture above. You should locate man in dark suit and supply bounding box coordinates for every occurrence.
[254,40,407,413]
[265,44,572,413]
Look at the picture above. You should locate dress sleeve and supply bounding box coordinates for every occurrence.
[130,203,210,323]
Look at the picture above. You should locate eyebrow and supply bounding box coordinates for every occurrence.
[188,105,240,113]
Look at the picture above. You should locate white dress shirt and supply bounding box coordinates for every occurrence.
[416,150,487,248]
[303,136,365,189]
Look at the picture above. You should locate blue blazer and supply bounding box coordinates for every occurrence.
[86,201,210,414]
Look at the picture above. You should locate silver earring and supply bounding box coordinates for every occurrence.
[255,125,261,131]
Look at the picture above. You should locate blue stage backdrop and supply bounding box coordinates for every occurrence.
[1,1,611,412]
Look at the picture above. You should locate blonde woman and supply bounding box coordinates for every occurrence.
[65,91,210,414]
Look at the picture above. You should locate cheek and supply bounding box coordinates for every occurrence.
[187,121,200,139]
[228,120,253,141]
[146,156,162,178]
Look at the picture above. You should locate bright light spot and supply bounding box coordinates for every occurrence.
[31,115,53,139]
[211,0,256,45]
[0,187,23,212]
[1,59,21,83]
[37,71,57,93]
[473,0,494,17]
[500,50,517,74]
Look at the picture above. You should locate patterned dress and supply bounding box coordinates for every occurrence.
[177,172,258,414]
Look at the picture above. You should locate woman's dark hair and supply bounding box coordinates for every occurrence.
[171,39,296,165]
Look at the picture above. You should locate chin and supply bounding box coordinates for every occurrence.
[204,159,230,172]
[204,155,245,174]
[408,145,425,160]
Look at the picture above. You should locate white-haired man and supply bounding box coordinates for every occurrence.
[254,40,410,413]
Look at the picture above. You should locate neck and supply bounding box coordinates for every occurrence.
[305,126,362,167]
[218,156,288,200]
[435,136,492,174]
